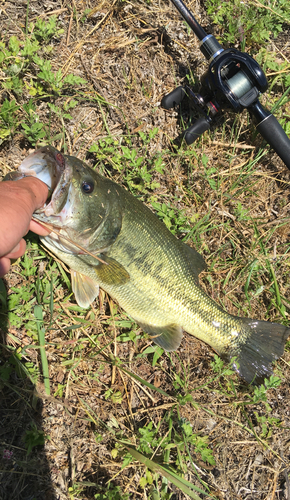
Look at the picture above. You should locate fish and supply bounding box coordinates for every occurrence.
[6,146,289,384]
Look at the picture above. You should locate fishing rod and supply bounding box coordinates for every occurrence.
[161,0,290,169]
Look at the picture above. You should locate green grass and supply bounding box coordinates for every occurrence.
[206,0,290,50]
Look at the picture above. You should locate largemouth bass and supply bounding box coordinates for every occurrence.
[7,146,289,383]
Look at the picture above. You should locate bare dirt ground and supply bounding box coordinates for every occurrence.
[0,1,290,499]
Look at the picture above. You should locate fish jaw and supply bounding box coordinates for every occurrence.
[18,146,66,192]
[14,146,74,227]
[35,175,74,224]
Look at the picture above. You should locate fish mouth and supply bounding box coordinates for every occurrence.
[17,146,73,225]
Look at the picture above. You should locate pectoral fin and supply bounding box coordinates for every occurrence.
[94,256,130,286]
[138,322,183,351]
[71,270,99,308]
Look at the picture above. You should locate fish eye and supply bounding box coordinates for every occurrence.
[82,180,94,194]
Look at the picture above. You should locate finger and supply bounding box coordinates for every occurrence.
[5,239,26,259]
[0,257,11,278]
[29,219,51,236]
[17,177,49,210]
[0,179,48,256]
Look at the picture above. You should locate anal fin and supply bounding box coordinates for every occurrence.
[138,322,183,351]
[71,270,99,309]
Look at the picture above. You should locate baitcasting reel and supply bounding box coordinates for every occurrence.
[162,0,290,169]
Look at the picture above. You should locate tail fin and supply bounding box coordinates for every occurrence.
[225,319,289,384]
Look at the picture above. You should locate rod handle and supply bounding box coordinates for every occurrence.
[256,114,290,170]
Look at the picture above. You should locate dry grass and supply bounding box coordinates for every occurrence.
[0,1,290,499]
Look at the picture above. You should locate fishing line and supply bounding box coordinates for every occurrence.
[31,217,108,265]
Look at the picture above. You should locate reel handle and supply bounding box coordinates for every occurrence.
[161,86,186,109]
[250,101,290,169]
[183,116,211,145]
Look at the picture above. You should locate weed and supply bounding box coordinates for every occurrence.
[151,201,192,236]
[29,15,64,43]
[256,48,290,91]
[200,153,221,192]
[0,99,20,144]
[21,100,47,146]
[210,354,236,378]
[80,9,93,24]
[0,28,87,148]
[104,388,123,404]
[137,345,164,367]
[251,375,281,405]
[253,412,281,439]
[33,55,86,95]
[0,360,13,384]
[117,409,216,477]
[179,419,215,466]
[234,201,251,221]
[93,484,130,500]
[89,129,165,194]
[206,0,290,49]
[23,423,49,455]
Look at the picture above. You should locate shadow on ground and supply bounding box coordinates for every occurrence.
[0,277,55,500]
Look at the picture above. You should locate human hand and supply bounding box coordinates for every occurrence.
[0,177,51,278]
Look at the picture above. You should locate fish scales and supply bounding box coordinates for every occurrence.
[52,184,234,354]
[105,192,238,350]
[6,146,289,384]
